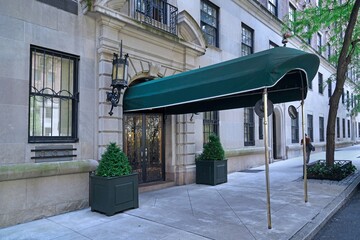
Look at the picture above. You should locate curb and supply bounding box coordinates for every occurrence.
[290,172,360,240]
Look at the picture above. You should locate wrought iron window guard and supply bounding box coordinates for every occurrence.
[134,0,178,35]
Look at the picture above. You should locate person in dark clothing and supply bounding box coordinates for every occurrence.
[301,134,312,164]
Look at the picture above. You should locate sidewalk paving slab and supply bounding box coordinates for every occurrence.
[1,145,359,240]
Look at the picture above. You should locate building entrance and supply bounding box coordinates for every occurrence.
[123,114,164,184]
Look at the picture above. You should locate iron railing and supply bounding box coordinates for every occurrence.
[134,0,178,35]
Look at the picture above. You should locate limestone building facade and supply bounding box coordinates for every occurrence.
[0,0,359,227]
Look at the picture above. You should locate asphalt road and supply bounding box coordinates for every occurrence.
[313,186,360,240]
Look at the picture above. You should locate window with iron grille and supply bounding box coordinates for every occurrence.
[241,24,254,56]
[319,116,324,142]
[342,118,346,138]
[291,117,299,143]
[29,45,79,143]
[337,117,340,138]
[203,111,219,145]
[307,114,313,140]
[200,0,219,47]
[268,0,277,16]
[135,0,178,35]
[244,108,255,146]
[318,72,323,94]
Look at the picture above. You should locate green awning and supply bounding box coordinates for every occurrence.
[124,47,320,114]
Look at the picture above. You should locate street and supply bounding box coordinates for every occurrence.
[313,185,360,240]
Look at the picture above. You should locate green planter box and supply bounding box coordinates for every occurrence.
[196,159,228,185]
[90,172,139,216]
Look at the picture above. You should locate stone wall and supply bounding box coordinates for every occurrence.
[0,160,98,227]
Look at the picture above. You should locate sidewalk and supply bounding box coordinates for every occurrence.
[1,145,359,240]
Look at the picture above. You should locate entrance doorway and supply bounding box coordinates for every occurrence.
[123,114,164,184]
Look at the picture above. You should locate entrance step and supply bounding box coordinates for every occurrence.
[139,181,176,193]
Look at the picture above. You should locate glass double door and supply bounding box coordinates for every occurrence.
[123,114,164,184]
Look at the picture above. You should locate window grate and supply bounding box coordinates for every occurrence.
[135,0,178,35]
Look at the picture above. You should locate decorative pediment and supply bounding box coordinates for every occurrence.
[178,10,207,49]
[104,0,127,11]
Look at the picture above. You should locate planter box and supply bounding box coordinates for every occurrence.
[307,160,354,181]
[89,173,139,216]
[196,159,228,186]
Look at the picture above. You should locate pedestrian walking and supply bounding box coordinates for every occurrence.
[301,134,313,164]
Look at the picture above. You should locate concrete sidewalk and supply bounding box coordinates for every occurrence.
[1,145,360,240]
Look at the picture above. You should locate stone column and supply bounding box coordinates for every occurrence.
[174,114,196,185]
[97,16,126,158]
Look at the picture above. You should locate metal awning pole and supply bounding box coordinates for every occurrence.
[301,99,308,203]
[263,88,272,229]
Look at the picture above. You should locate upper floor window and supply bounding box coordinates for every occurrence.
[29,46,79,143]
[268,0,277,16]
[327,79,332,98]
[305,26,311,44]
[203,111,219,144]
[37,0,78,15]
[288,3,296,32]
[317,32,322,53]
[201,0,219,47]
[135,0,178,35]
[241,24,254,56]
[327,43,331,60]
[318,72,323,94]
[244,108,255,146]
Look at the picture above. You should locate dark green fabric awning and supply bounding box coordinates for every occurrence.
[123,47,320,114]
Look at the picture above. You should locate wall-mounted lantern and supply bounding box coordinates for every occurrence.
[106,41,129,116]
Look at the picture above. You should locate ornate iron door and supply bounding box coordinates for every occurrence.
[124,114,164,184]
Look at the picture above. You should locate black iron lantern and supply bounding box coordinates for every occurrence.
[106,41,129,116]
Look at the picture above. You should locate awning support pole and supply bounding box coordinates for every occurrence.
[263,88,272,229]
[301,99,308,203]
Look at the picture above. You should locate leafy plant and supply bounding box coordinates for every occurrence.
[96,142,132,177]
[196,134,225,161]
[307,160,356,181]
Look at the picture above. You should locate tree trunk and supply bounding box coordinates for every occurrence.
[325,0,360,166]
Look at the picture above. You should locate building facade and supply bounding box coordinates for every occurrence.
[0,0,359,227]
